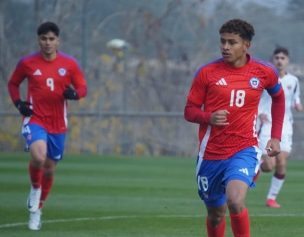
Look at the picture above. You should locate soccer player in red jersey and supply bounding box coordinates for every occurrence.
[184,19,285,237]
[7,22,87,230]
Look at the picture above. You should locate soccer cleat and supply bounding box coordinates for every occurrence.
[28,209,42,230]
[27,186,41,212]
[266,199,281,208]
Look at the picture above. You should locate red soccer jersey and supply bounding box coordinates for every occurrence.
[8,52,87,133]
[185,55,283,160]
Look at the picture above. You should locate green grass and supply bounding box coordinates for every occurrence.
[0,153,303,236]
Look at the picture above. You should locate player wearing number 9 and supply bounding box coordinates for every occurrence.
[7,22,87,231]
[184,19,285,237]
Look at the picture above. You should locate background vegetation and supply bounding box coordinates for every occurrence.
[1,0,304,157]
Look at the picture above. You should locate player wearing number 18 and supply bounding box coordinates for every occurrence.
[7,22,87,230]
[184,19,285,237]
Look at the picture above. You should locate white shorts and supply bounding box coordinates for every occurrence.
[258,121,293,154]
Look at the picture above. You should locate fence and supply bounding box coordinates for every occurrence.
[1,111,304,159]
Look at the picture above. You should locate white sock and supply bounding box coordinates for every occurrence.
[267,176,285,200]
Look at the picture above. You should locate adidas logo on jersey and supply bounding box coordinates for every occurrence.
[239,168,249,176]
[216,78,227,86]
[33,69,42,76]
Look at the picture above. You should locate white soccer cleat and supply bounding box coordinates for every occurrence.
[28,209,42,230]
[27,186,41,212]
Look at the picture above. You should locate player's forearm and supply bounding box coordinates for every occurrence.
[270,89,285,140]
[7,80,21,104]
[184,101,211,125]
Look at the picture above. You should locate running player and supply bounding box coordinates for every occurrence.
[184,19,285,237]
[7,22,87,230]
[258,47,302,208]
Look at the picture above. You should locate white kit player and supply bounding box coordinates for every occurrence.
[258,47,303,208]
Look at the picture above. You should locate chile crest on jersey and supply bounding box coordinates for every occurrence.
[58,68,67,76]
[249,77,260,89]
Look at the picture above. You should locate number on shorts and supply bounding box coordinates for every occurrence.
[198,175,208,191]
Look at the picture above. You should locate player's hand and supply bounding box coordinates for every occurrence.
[63,86,79,100]
[265,138,281,157]
[210,110,229,126]
[14,100,33,117]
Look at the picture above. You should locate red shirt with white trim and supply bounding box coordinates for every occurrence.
[185,55,284,160]
[8,52,87,133]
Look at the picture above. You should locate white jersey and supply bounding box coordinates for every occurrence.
[259,73,301,125]
[258,73,301,153]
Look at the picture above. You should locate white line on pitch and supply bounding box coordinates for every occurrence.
[1,213,304,229]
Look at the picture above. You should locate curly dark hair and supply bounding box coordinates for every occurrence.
[219,19,255,41]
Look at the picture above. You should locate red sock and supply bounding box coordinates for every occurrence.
[28,163,43,189]
[206,217,226,237]
[230,208,250,237]
[39,174,54,209]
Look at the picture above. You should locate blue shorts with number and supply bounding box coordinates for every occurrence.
[22,123,66,162]
[196,146,261,207]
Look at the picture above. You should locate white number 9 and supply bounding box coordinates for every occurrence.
[46,78,54,91]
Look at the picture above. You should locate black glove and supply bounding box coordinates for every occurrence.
[15,100,33,117]
[63,86,79,100]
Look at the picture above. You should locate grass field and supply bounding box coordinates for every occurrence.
[1,153,303,237]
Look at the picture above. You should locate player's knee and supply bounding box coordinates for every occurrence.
[260,162,273,172]
[227,198,245,213]
[30,158,45,168]
[31,151,47,165]
[227,203,244,214]
[260,165,272,172]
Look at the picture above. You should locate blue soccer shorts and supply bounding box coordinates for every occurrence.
[196,146,261,207]
[22,123,66,162]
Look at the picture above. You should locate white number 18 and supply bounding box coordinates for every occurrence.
[230,89,245,107]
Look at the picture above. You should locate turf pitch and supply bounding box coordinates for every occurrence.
[1,153,303,236]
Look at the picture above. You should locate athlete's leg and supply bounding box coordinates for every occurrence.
[39,132,65,209]
[224,147,260,237]
[28,140,47,212]
[260,154,275,172]
[226,180,248,213]
[196,158,227,237]
[39,158,56,209]
[275,151,289,175]
[226,180,250,237]
[266,151,289,207]
[29,140,47,170]
[266,130,291,208]
[22,124,48,229]
[206,205,227,237]
[22,124,48,190]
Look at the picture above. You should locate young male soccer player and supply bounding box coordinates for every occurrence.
[184,19,285,237]
[258,47,303,208]
[7,22,87,230]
